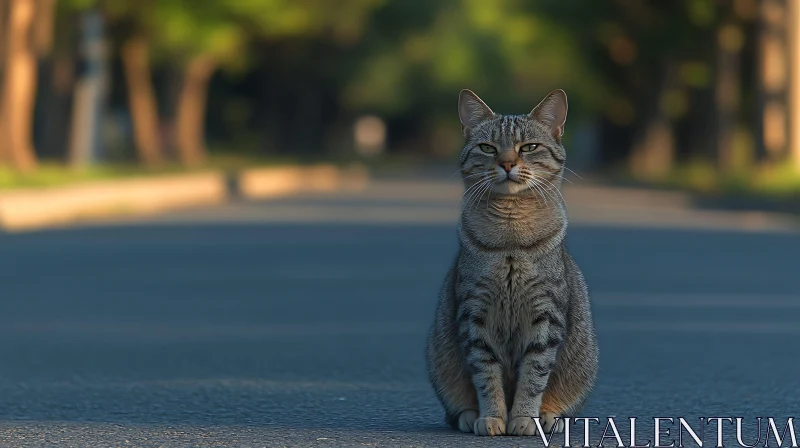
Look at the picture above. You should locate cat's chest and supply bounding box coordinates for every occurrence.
[458,253,556,348]
[461,254,549,313]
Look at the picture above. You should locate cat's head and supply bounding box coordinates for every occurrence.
[457,89,568,198]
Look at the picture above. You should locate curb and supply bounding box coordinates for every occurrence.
[0,164,371,232]
[238,164,369,199]
[0,172,228,232]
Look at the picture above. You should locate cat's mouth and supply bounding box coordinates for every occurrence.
[497,179,522,185]
[498,173,523,184]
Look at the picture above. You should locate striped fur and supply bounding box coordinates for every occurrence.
[426,89,598,437]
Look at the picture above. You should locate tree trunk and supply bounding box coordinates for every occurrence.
[174,54,215,166]
[121,35,162,166]
[629,116,675,179]
[33,0,55,56]
[40,8,74,160]
[0,0,9,164]
[757,0,789,164]
[628,67,678,179]
[1,0,38,171]
[788,0,800,171]
[0,0,8,67]
[715,19,744,172]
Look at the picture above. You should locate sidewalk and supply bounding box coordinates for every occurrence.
[0,164,369,232]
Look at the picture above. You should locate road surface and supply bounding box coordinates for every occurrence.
[1,179,799,447]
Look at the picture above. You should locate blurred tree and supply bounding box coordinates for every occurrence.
[0,0,7,165]
[535,0,758,178]
[343,0,602,157]
[540,0,688,176]
[114,0,164,166]
[1,0,64,167]
[148,0,247,166]
[39,0,77,161]
[34,0,57,54]
[166,0,382,162]
[1,0,39,171]
[758,0,788,164]
[57,0,381,166]
[63,0,163,165]
[790,0,800,171]
[714,0,756,172]
[120,34,163,165]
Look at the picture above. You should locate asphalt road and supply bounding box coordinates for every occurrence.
[1,179,799,447]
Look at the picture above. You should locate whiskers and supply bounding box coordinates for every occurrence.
[528,165,584,185]
[448,168,467,178]
[527,168,572,184]
[519,169,565,208]
[455,166,576,212]
[563,166,583,180]
[458,173,498,211]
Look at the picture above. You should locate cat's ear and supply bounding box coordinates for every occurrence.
[459,89,495,135]
[530,89,568,139]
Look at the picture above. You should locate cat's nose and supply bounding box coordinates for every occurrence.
[500,161,516,172]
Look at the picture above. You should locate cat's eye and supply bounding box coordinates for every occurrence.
[520,143,540,153]
[478,144,497,154]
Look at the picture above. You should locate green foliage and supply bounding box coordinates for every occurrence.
[148,0,246,69]
[61,0,96,10]
[0,162,196,190]
[231,0,383,42]
[64,0,383,71]
[344,0,604,125]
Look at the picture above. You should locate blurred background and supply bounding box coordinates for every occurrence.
[3,2,800,446]
[1,0,800,196]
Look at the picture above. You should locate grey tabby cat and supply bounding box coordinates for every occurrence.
[426,89,598,437]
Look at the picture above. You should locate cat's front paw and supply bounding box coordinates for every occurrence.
[541,412,565,434]
[457,410,478,433]
[473,417,505,436]
[507,416,536,436]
